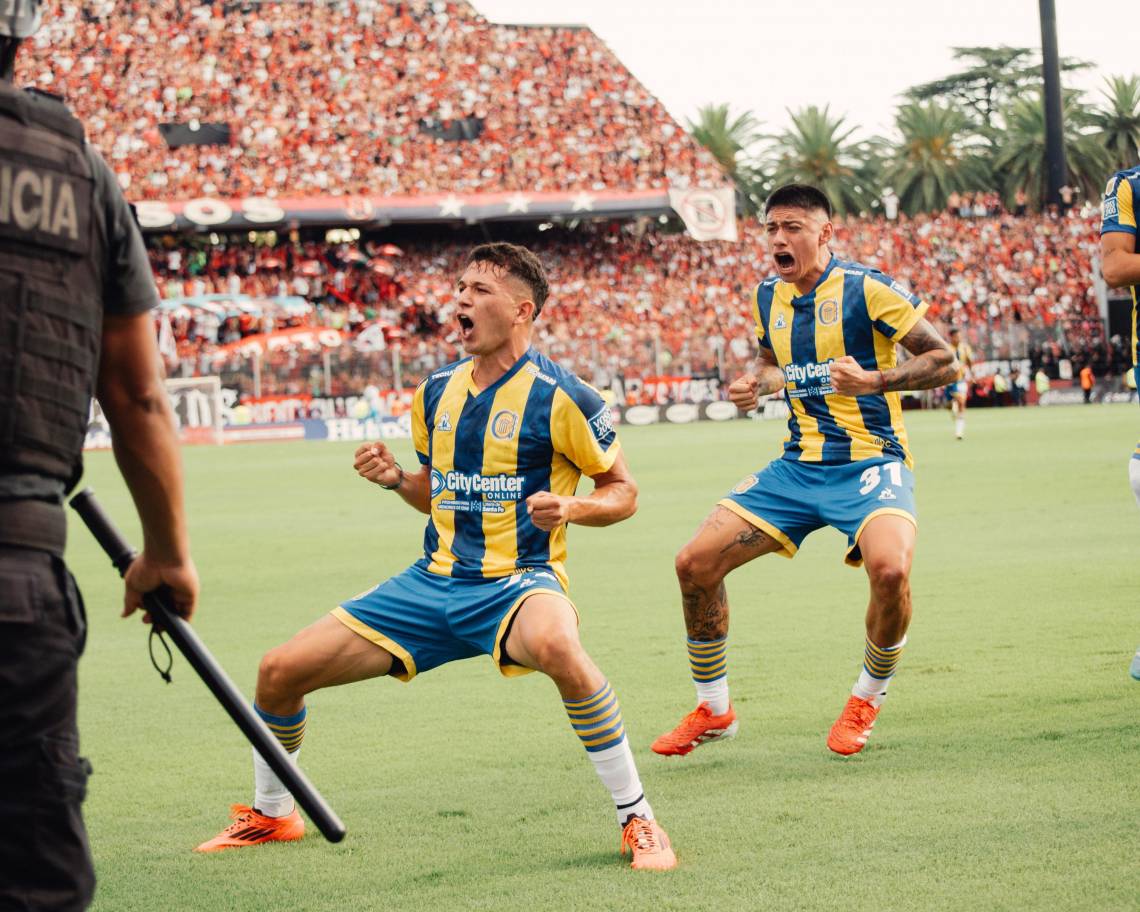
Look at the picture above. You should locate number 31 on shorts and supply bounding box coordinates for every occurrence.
[858,462,903,495]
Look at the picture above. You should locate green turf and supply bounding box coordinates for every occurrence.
[66,404,1137,911]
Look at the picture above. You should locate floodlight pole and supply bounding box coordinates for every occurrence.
[1039,0,1067,209]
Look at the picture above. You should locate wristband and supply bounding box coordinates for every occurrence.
[877,371,888,394]
[379,463,404,491]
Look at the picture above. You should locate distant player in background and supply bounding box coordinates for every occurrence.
[197,244,677,869]
[652,184,958,758]
[946,327,973,439]
[1099,164,1140,680]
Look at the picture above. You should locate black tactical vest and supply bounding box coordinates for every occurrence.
[0,83,104,496]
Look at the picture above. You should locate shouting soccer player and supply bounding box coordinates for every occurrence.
[653,184,959,758]
[197,243,676,870]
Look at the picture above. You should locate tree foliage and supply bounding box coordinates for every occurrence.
[764,105,881,216]
[1089,75,1140,173]
[992,89,1110,209]
[883,102,990,215]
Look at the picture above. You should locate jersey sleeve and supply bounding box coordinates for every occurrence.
[752,283,773,350]
[550,381,620,477]
[88,146,158,316]
[411,381,429,465]
[1101,174,1136,236]
[865,275,929,340]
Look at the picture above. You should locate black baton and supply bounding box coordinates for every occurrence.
[69,488,346,844]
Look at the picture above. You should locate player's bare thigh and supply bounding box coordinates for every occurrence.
[501,592,603,699]
[257,613,396,703]
[677,504,783,582]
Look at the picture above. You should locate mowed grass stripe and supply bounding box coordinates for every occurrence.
[64,405,1136,911]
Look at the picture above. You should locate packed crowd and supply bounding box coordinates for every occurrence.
[17,0,723,200]
[152,206,1109,398]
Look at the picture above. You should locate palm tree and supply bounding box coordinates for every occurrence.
[1090,75,1140,172]
[993,89,1110,209]
[765,105,880,216]
[688,103,761,176]
[688,103,766,213]
[883,102,990,214]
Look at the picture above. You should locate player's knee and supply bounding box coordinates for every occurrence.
[257,646,301,701]
[531,629,587,676]
[675,545,721,591]
[866,559,910,597]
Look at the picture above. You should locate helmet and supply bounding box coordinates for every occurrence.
[0,0,42,39]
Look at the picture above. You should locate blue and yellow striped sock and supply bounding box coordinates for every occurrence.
[853,636,906,705]
[688,637,730,714]
[255,704,307,753]
[564,682,652,823]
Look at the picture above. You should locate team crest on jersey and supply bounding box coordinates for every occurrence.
[773,313,787,330]
[732,474,759,494]
[491,409,519,440]
[1103,197,1119,220]
[436,412,453,432]
[817,298,839,325]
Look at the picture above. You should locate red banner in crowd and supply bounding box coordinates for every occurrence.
[214,327,346,359]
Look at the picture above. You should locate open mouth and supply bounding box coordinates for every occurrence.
[774,252,795,271]
[457,313,474,339]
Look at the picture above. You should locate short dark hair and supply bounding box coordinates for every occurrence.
[764,183,833,220]
[466,242,550,318]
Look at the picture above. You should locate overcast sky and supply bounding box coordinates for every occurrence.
[473,0,1135,139]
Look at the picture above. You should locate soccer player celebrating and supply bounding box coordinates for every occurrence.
[652,184,959,758]
[1099,163,1140,680]
[197,243,676,870]
[946,327,973,439]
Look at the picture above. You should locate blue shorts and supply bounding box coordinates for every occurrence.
[945,381,967,398]
[331,561,574,681]
[719,457,917,567]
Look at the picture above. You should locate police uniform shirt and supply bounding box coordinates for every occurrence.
[85,146,158,316]
[1100,165,1140,366]
[411,348,619,592]
[753,256,928,469]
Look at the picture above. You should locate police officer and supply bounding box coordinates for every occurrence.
[1,3,199,909]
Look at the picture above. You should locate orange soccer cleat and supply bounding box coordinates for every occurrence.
[827,695,880,756]
[194,804,305,853]
[621,816,677,871]
[650,702,738,757]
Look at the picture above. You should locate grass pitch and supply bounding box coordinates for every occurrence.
[67,404,1138,911]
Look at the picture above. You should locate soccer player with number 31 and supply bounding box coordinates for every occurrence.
[652,184,960,759]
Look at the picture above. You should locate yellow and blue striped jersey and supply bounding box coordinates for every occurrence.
[411,347,619,592]
[1100,165,1140,365]
[754,256,928,468]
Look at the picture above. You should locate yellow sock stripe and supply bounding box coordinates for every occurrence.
[864,638,903,679]
[581,724,626,750]
[265,720,306,736]
[691,664,728,681]
[687,640,726,653]
[266,721,306,752]
[573,711,624,738]
[563,683,614,712]
[564,687,615,717]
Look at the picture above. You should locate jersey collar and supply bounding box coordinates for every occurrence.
[465,347,534,398]
[789,255,838,305]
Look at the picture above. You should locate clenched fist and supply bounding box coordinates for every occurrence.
[728,374,761,411]
[828,356,882,396]
[526,490,573,531]
[354,441,402,488]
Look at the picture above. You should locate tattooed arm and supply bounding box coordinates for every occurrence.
[727,345,786,411]
[829,318,959,395]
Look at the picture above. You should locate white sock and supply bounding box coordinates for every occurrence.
[954,417,965,438]
[1129,453,1140,508]
[695,677,731,716]
[588,739,653,825]
[253,745,299,818]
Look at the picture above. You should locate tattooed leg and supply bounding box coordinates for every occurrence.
[674,506,781,640]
